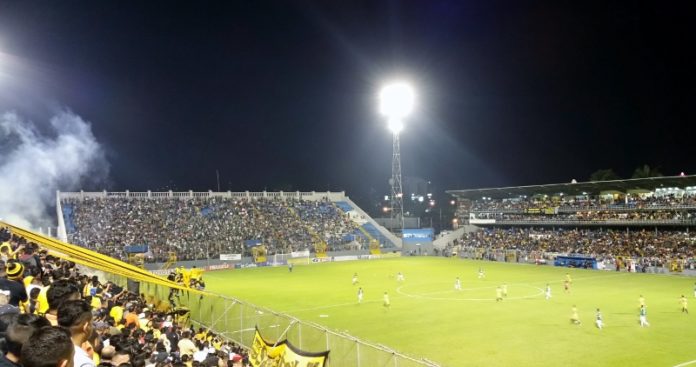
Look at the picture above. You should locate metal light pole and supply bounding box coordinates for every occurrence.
[379,81,415,236]
[390,132,404,233]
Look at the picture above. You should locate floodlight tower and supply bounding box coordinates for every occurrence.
[379,81,415,234]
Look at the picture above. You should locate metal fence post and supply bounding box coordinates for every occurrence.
[356,340,360,367]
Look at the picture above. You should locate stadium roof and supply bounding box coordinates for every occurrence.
[447,175,696,200]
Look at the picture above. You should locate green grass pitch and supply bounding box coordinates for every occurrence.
[203,257,696,367]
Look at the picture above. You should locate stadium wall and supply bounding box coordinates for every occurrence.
[144,249,404,274]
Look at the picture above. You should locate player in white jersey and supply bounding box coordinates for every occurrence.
[397,272,405,282]
[639,305,650,327]
[357,287,363,304]
[454,277,462,291]
[595,308,603,329]
[478,268,485,279]
[545,284,552,300]
[383,292,390,309]
[352,273,359,285]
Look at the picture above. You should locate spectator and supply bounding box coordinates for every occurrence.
[20,326,75,367]
[0,261,27,308]
[57,300,95,367]
[178,331,198,358]
[1,314,51,367]
[45,280,81,326]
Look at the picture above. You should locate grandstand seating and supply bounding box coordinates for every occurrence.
[334,201,354,213]
[60,195,367,262]
[445,178,696,269]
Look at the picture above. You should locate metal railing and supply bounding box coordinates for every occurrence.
[471,219,696,226]
[468,204,696,214]
[58,190,347,201]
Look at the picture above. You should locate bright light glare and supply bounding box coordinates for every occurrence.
[387,118,403,134]
[379,82,415,120]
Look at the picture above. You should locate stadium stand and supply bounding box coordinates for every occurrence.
[0,225,250,367]
[58,192,382,263]
[446,176,696,271]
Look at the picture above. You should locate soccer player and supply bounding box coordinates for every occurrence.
[639,305,650,327]
[693,282,696,298]
[545,284,552,300]
[496,286,503,302]
[680,295,688,314]
[502,283,508,297]
[454,277,462,291]
[396,272,405,282]
[352,273,359,285]
[595,308,603,329]
[478,268,485,279]
[563,279,570,294]
[383,292,390,309]
[570,305,581,325]
[288,262,293,272]
[357,287,363,304]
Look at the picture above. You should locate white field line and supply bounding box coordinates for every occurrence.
[208,271,630,313]
[673,360,696,367]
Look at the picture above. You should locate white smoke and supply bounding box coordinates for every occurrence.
[0,110,108,229]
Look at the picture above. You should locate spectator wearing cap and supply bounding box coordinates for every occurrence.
[6,261,24,282]
[0,261,27,308]
[57,300,95,367]
[20,326,75,367]
[1,314,51,367]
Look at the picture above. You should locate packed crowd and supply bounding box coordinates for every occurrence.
[63,198,358,262]
[0,227,250,367]
[471,210,696,222]
[468,193,696,212]
[454,228,696,261]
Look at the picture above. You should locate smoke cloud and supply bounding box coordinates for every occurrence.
[0,110,108,229]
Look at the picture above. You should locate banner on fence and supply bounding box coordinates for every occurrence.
[291,250,310,258]
[311,257,331,263]
[220,253,242,261]
[249,326,329,367]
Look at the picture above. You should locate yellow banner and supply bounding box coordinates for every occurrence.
[249,327,328,367]
[369,239,381,255]
[252,246,267,263]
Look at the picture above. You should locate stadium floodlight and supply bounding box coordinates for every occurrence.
[379,81,415,121]
[378,80,415,237]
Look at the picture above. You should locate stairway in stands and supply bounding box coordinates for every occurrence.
[334,201,396,248]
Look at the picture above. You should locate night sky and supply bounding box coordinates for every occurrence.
[0,1,694,210]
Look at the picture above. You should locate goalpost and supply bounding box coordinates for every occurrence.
[273,250,311,266]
